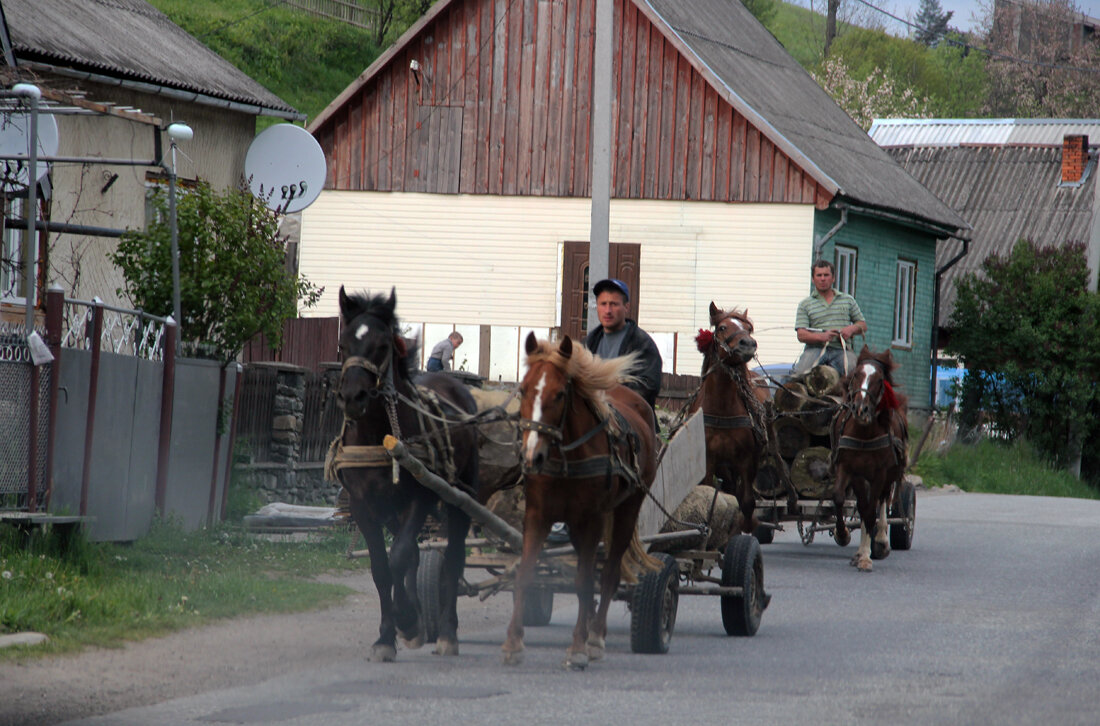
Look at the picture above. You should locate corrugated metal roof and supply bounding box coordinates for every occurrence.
[0,0,296,115]
[870,118,1100,147]
[884,144,1098,326]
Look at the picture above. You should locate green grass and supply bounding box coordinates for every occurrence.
[913,437,1100,499]
[0,518,362,660]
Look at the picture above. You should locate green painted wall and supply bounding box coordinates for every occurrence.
[813,209,937,410]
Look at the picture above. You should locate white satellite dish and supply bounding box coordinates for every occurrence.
[0,111,59,185]
[244,124,327,214]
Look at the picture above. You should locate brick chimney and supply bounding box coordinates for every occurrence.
[1062,134,1088,183]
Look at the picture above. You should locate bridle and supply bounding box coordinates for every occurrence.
[832,359,901,461]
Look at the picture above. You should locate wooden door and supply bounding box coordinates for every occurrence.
[561,242,641,341]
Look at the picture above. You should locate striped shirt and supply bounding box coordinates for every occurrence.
[794,288,865,349]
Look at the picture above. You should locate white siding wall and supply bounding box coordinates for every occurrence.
[300,192,812,381]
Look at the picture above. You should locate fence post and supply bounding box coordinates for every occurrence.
[271,364,306,465]
[155,318,177,516]
[220,362,243,521]
[79,299,104,517]
[206,364,228,525]
[43,286,64,511]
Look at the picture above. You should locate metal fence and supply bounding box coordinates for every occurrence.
[235,366,278,462]
[301,371,343,461]
[0,322,48,507]
[61,298,168,360]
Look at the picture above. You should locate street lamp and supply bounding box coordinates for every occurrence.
[12,82,41,333]
[164,122,192,350]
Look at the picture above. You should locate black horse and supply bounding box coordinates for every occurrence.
[330,286,480,661]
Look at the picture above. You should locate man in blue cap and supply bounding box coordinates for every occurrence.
[583,278,663,411]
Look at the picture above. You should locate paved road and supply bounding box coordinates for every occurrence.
[63,490,1100,726]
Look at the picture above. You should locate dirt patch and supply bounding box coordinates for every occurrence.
[0,570,515,726]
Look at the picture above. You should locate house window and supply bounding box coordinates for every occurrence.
[834,245,857,295]
[1,196,26,301]
[893,259,916,347]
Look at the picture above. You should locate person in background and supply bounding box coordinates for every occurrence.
[583,278,662,411]
[790,259,866,377]
[426,331,463,372]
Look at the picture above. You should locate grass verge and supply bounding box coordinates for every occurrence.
[913,437,1100,500]
[0,518,363,661]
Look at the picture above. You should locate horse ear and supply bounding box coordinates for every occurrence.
[708,302,721,325]
[338,286,354,322]
[386,287,397,313]
[525,331,539,355]
[858,345,871,361]
[560,335,573,359]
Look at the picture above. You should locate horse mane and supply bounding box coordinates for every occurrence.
[342,289,420,381]
[525,338,639,420]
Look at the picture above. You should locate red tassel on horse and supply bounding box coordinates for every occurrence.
[879,381,900,411]
[695,328,714,352]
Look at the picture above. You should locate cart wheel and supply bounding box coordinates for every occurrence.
[721,534,766,636]
[416,549,443,643]
[521,587,554,626]
[630,553,679,654]
[889,479,916,551]
[752,523,775,545]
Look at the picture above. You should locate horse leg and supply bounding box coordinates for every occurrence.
[588,501,641,661]
[354,512,398,662]
[502,512,552,666]
[831,466,852,548]
[435,503,472,656]
[388,500,432,649]
[870,495,890,561]
[850,481,874,572]
[565,520,602,671]
[735,453,759,535]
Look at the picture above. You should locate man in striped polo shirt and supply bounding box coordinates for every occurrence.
[790,259,866,377]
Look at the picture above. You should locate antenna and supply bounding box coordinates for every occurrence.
[244,124,327,214]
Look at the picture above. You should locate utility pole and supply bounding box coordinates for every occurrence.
[588,0,613,335]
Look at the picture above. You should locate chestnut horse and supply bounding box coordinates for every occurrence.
[504,333,660,669]
[328,287,480,660]
[830,347,908,572]
[689,303,770,534]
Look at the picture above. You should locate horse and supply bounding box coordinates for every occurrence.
[504,332,660,669]
[688,302,771,535]
[328,286,481,660]
[830,346,909,573]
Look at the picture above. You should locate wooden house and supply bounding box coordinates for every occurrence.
[302,0,969,406]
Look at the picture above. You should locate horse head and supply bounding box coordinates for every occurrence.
[707,301,757,365]
[518,332,573,472]
[846,346,900,425]
[336,286,413,420]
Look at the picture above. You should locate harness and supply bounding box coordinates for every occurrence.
[517,376,645,506]
[830,361,906,470]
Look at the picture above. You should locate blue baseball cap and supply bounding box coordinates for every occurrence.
[593,278,629,302]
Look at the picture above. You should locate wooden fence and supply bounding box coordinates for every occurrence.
[283,0,378,30]
[242,317,340,373]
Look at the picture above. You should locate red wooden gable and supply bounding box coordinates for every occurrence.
[312,0,832,209]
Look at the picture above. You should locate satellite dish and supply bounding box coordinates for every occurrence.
[0,111,59,186]
[244,124,327,214]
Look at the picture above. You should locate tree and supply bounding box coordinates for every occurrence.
[914,0,954,46]
[811,57,934,129]
[110,180,322,364]
[981,0,1100,116]
[946,240,1100,476]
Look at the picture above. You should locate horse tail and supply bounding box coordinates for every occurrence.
[607,515,661,584]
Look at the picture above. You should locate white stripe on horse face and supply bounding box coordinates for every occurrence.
[859,363,876,395]
[355,323,369,340]
[524,372,548,459]
[728,317,745,332]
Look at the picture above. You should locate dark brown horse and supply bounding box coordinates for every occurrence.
[689,302,770,534]
[329,287,480,660]
[830,346,908,572]
[504,333,659,669]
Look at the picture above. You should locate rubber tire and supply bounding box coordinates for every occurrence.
[416,549,443,643]
[521,587,554,626]
[889,479,916,551]
[752,523,775,545]
[630,553,679,654]
[721,534,764,636]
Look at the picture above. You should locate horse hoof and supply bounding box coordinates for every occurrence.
[563,651,589,670]
[501,648,524,666]
[370,644,397,662]
[434,638,459,656]
[871,542,890,560]
[399,631,425,650]
[855,558,873,572]
[586,637,606,661]
[834,529,851,547]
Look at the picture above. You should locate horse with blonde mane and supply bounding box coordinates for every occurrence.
[503,332,660,669]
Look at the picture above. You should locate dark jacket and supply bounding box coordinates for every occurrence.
[584,319,663,410]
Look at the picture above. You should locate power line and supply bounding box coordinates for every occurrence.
[194,0,289,41]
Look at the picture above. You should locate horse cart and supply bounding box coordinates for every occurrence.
[384,406,768,656]
[751,362,917,554]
